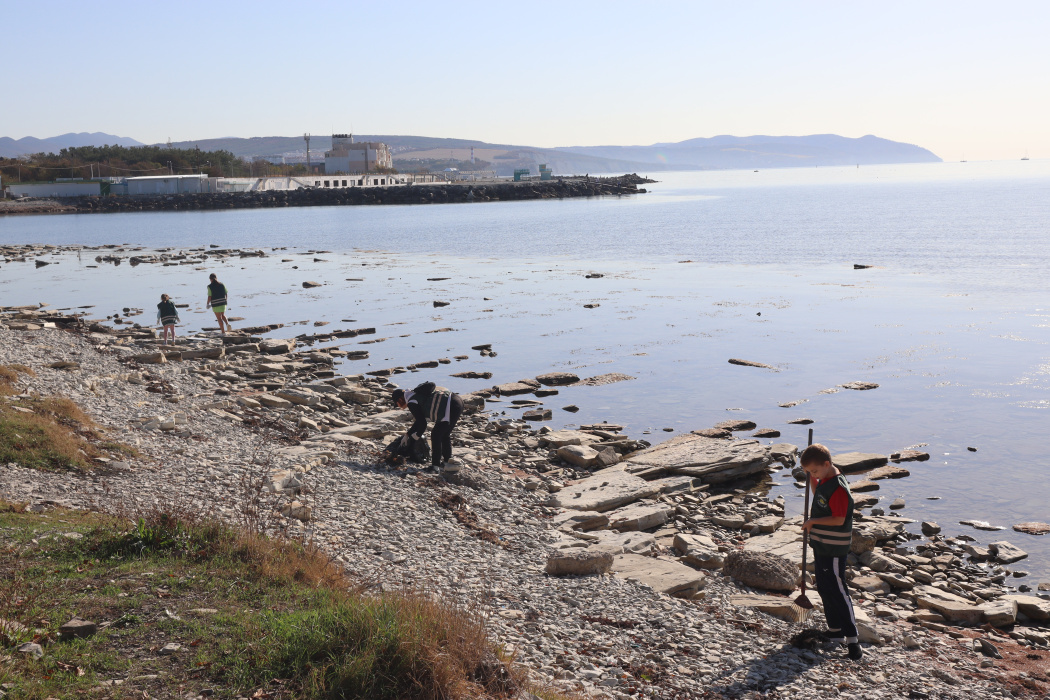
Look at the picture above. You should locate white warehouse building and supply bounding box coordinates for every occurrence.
[126,174,210,195]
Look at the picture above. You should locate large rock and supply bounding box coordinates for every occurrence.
[980,598,1018,628]
[625,435,772,483]
[612,553,706,598]
[181,347,224,360]
[867,465,910,480]
[257,394,293,409]
[673,533,725,570]
[588,530,656,554]
[494,382,535,396]
[744,522,804,566]
[260,338,296,355]
[714,419,757,431]
[59,617,97,639]
[1000,594,1050,621]
[545,550,613,576]
[536,372,580,386]
[557,444,599,468]
[606,501,673,531]
[914,586,983,624]
[1013,522,1050,535]
[540,430,603,448]
[989,541,1029,564]
[547,468,660,512]
[832,452,888,473]
[722,550,799,592]
[551,511,609,532]
[275,389,320,406]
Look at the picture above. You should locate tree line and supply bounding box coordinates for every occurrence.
[0,144,317,183]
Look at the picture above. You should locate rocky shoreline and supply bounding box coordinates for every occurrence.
[0,176,650,217]
[2,278,1050,697]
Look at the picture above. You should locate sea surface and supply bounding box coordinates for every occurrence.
[3,160,1050,578]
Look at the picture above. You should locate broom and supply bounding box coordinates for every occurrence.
[791,428,815,621]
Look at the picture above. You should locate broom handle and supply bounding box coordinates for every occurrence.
[800,428,813,593]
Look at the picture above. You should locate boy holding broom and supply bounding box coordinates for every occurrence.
[800,443,863,661]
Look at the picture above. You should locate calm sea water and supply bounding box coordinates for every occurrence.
[3,160,1050,578]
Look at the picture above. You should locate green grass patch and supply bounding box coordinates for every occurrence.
[0,503,539,700]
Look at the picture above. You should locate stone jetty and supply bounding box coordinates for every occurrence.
[0,176,649,216]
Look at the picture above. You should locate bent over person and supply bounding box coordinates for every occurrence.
[392,382,463,471]
[800,443,863,661]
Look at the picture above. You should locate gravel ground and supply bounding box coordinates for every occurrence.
[1,324,1046,699]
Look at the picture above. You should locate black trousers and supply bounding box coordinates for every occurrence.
[430,394,463,465]
[814,554,859,643]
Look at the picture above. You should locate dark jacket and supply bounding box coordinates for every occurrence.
[406,382,457,438]
[808,474,854,557]
[208,281,227,308]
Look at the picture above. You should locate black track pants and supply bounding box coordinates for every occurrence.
[430,395,463,465]
[814,554,859,643]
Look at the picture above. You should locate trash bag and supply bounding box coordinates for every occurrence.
[383,433,431,466]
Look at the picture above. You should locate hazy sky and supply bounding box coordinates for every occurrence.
[5,1,1048,160]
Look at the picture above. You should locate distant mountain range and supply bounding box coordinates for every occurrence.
[560,134,941,169]
[0,132,143,157]
[164,133,940,174]
[1,131,940,174]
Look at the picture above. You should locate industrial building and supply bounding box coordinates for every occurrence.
[324,134,392,174]
[125,174,212,195]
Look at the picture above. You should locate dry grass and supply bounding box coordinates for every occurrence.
[0,363,34,396]
[0,365,137,472]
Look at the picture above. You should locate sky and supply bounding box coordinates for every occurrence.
[4,0,1049,160]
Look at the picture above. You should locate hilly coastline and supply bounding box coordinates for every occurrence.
[0,132,941,175]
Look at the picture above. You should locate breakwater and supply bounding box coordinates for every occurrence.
[0,176,651,216]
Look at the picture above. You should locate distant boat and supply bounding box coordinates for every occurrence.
[1022,151,1030,161]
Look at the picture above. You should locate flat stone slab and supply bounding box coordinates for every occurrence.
[744,521,804,566]
[588,530,656,553]
[892,450,930,462]
[626,435,772,484]
[557,444,599,468]
[989,541,1029,564]
[540,430,603,448]
[612,553,706,598]
[914,585,983,624]
[257,394,293,409]
[833,452,889,474]
[728,358,776,370]
[840,381,879,390]
[1013,522,1050,536]
[606,501,673,531]
[980,599,1018,627]
[494,382,535,396]
[714,419,757,431]
[673,533,725,570]
[536,372,580,386]
[551,511,609,532]
[548,468,660,512]
[1000,594,1050,621]
[546,550,613,576]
